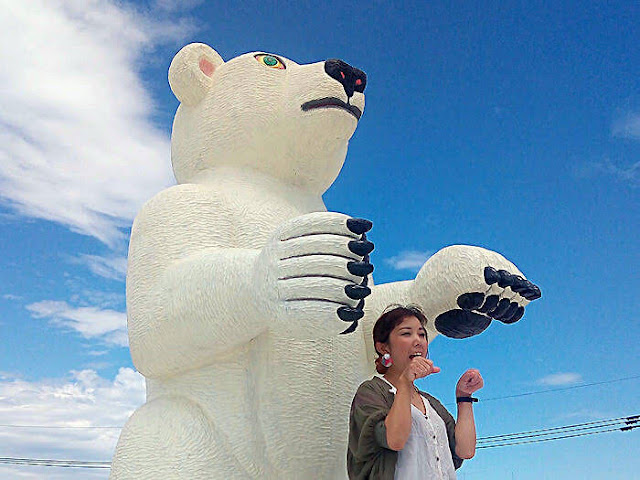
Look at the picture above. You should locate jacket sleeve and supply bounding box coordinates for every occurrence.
[348,381,392,462]
[423,393,464,470]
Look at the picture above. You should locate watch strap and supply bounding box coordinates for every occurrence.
[456,396,478,403]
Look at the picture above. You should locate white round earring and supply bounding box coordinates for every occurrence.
[381,353,393,368]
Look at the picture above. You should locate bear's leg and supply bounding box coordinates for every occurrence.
[110,396,255,480]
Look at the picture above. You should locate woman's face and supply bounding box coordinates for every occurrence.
[380,315,428,371]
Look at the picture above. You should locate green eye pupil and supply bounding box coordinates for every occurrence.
[263,56,278,66]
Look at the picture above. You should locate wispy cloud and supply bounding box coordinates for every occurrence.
[536,372,583,386]
[76,255,128,281]
[0,0,198,247]
[385,250,433,271]
[0,368,145,479]
[27,300,127,347]
[2,293,23,301]
[612,112,640,140]
[574,158,640,187]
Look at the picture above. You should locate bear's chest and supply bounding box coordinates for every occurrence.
[201,179,327,247]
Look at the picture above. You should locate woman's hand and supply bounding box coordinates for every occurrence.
[400,357,441,384]
[455,369,483,396]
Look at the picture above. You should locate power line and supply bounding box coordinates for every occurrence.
[0,424,120,429]
[0,457,110,469]
[478,415,639,442]
[477,423,639,449]
[0,375,637,431]
[480,374,640,403]
[1,416,637,468]
[444,374,640,407]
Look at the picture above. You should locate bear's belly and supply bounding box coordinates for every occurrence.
[256,332,369,478]
[147,332,368,479]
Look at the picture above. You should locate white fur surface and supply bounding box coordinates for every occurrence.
[110,43,534,479]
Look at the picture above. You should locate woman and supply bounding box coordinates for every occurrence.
[347,306,483,479]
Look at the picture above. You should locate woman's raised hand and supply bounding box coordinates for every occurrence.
[455,369,484,396]
[401,357,441,383]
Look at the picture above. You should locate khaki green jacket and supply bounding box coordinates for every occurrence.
[347,376,463,480]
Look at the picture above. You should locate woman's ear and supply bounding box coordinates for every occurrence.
[375,341,389,355]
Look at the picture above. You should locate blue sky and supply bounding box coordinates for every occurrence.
[0,0,638,478]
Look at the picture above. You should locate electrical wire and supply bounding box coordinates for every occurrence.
[1,375,637,431]
[0,417,637,468]
[478,415,639,442]
[479,374,640,403]
[0,457,110,469]
[477,423,639,449]
[443,374,640,408]
[0,424,120,429]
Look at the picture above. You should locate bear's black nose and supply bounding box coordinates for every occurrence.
[324,59,367,98]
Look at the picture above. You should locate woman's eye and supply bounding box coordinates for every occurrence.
[255,54,286,70]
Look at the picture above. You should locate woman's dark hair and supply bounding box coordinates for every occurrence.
[373,305,429,373]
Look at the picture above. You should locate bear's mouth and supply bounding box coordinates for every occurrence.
[301,97,362,120]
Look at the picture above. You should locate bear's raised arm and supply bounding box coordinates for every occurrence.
[126,184,265,378]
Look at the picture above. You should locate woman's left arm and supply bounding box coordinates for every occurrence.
[454,369,483,459]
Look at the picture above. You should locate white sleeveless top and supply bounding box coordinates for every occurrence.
[379,376,457,480]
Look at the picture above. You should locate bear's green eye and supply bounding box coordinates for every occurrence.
[264,56,278,66]
[255,54,286,70]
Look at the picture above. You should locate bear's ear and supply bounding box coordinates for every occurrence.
[168,43,225,106]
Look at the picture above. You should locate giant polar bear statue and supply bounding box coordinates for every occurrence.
[110,43,540,479]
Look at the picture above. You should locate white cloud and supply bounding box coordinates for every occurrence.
[537,372,583,386]
[385,250,433,271]
[76,254,128,281]
[575,158,640,186]
[87,350,109,357]
[0,368,145,479]
[27,300,128,347]
[2,293,23,301]
[154,0,205,12]
[612,112,640,140]
[0,0,198,247]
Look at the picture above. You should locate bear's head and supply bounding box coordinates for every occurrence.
[168,43,366,194]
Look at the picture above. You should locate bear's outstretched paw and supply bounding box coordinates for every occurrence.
[261,212,374,335]
[435,266,541,338]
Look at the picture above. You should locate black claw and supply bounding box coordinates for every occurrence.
[347,218,373,235]
[345,284,371,300]
[497,302,521,323]
[337,306,364,322]
[347,261,374,276]
[484,266,500,285]
[435,310,492,339]
[497,270,516,288]
[510,306,525,323]
[495,302,519,321]
[478,295,499,313]
[457,292,485,311]
[510,278,528,293]
[340,320,359,334]
[490,298,511,318]
[522,284,542,300]
[349,240,374,256]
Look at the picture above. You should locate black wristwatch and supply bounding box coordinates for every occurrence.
[456,396,478,403]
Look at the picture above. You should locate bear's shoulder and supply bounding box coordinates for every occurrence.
[131,184,235,242]
[137,183,229,219]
